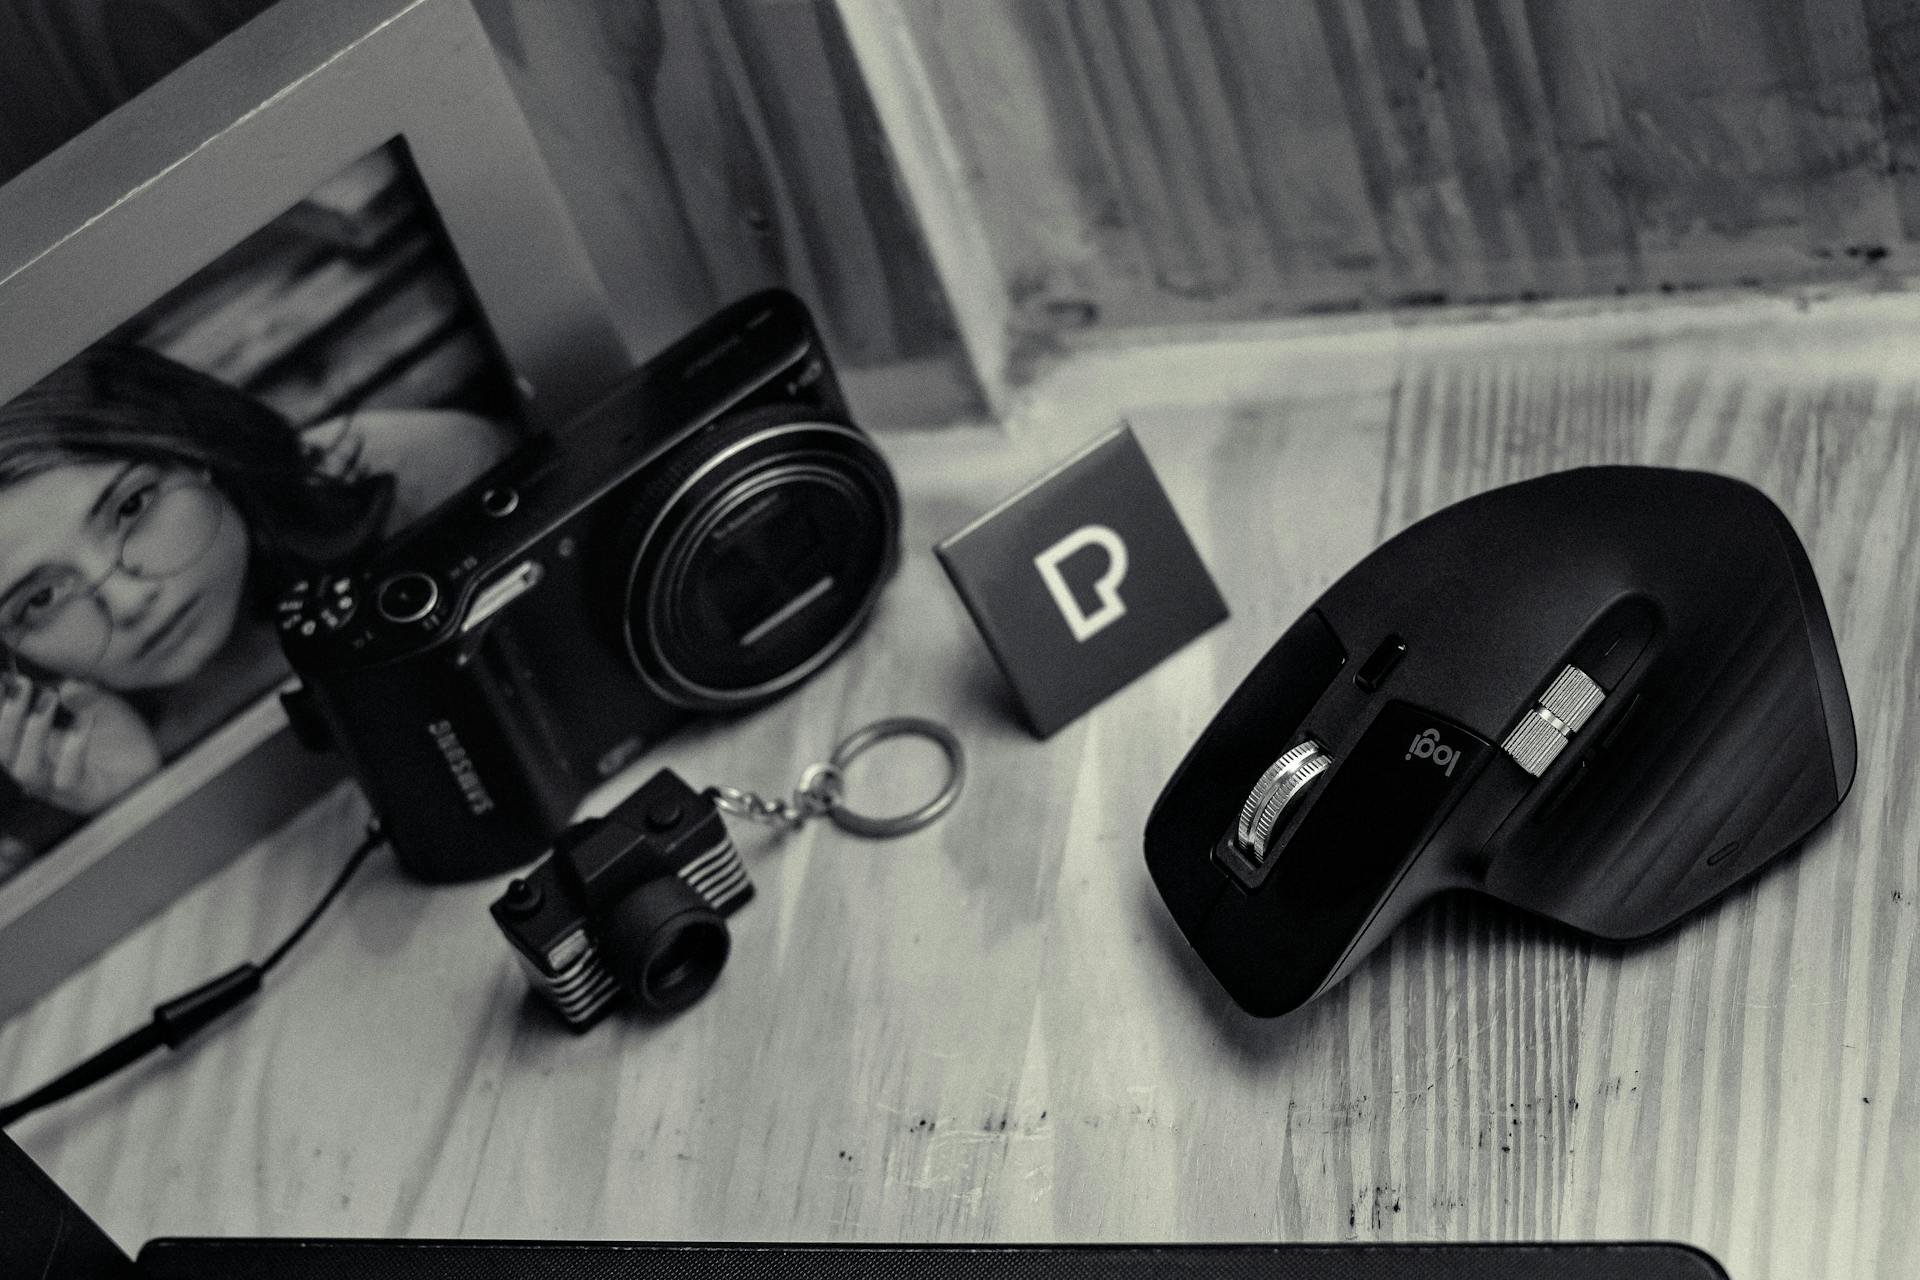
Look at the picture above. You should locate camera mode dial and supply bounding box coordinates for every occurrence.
[276,574,359,639]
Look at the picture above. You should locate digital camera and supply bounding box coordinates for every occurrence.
[491,768,751,1028]
[278,291,900,881]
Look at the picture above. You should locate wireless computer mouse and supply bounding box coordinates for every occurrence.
[1145,466,1856,1017]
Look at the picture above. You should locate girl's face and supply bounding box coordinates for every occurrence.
[0,459,250,690]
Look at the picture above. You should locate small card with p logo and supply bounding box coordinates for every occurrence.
[935,425,1228,737]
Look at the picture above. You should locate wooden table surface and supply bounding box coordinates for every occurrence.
[3,292,1915,1280]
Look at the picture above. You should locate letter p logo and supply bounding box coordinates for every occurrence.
[934,425,1227,737]
[1034,524,1129,642]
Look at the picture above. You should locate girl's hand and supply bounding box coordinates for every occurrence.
[0,676,162,815]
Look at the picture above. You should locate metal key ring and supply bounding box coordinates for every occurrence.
[826,717,965,838]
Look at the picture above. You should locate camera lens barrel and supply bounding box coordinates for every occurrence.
[596,877,732,1014]
[619,406,899,712]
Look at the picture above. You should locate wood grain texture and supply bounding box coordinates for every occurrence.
[469,0,980,427]
[2,293,1916,1279]
[0,0,980,422]
[886,0,1918,366]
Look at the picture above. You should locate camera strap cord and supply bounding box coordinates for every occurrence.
[0,720,964,1129]
[0,822,387,1130]
[705,716,965,840]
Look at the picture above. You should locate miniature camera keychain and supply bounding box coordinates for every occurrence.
[491,716,965,1029]
[0,719,964,1124]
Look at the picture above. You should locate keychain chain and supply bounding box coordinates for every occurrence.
[709,762,846,832]
[702,716,964,839]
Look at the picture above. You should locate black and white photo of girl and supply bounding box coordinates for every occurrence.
[0,143,523,879]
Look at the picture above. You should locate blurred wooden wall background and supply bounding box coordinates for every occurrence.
[11,0,1920,412]
[470,0,982,426]
[847,0,1920,378]
[0,0,983,429]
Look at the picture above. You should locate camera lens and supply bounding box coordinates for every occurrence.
[597,877,731,1014]
[643,925,728,1006]
[619,406,899,711]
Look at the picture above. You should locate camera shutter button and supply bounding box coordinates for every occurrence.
[376,571,439,624]
[481,486,518,517]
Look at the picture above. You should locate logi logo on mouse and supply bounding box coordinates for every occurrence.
[1405,727,1461,776]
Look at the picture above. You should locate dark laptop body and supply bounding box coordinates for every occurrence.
[136,1240,1735,1279]
[6,1129,1730,1279]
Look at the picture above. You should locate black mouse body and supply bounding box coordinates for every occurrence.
[1145,466,1856,1017]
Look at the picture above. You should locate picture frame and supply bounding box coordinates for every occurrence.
[0,0,634,1020]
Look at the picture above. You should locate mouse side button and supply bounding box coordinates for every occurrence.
[1578,596,1660,690]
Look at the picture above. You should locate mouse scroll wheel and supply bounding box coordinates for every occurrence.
[1501,664,1604,776]
[1235,739,1333,861]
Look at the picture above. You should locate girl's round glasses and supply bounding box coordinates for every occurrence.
[0,475,225,679]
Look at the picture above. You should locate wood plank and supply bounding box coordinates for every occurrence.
[1201,1,1387,290]
[1862,0,1920,237]
[4,293,1915,1279]
[468,0,980,424]
[890,0,1915,347]
[835,0,1016,413]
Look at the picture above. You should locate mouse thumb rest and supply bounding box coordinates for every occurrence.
[1144,467,1856,1019]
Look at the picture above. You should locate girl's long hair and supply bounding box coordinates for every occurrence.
[0,343,394,593]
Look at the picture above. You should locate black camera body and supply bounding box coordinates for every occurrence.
[278,291,900,881]
[491,768,750,1028]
